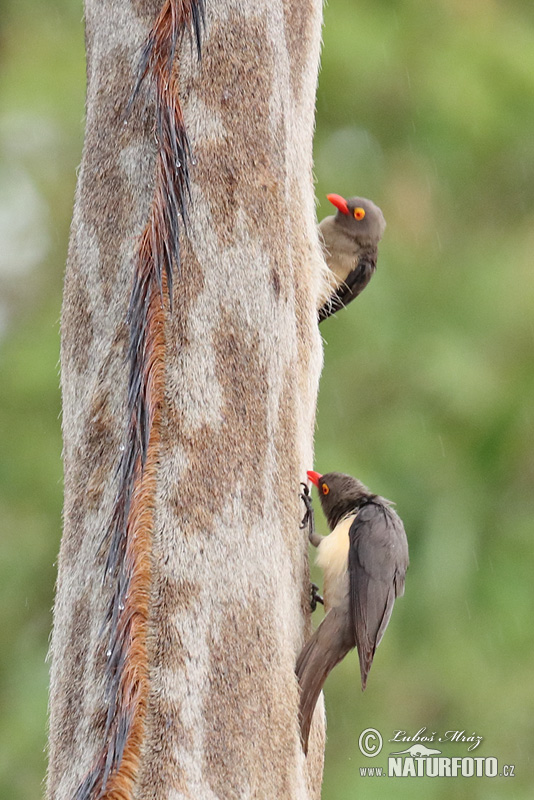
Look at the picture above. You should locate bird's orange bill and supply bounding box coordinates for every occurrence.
[326,193,349,215]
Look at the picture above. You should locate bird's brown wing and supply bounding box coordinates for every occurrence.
[348,501,408,689]
[318,249,377,322]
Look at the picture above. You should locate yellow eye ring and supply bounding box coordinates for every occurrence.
[322,483,330,495]
[354,207,365,220]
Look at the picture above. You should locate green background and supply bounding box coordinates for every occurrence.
[1,0,533,797]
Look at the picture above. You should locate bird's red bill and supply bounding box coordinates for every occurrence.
[307,470,322,486]
[327,193,350,215]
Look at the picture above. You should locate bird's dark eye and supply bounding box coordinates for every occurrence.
[322,483,330,495]
[354,207,365,220]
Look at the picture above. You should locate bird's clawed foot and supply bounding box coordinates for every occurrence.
[310,582,324,612]
[300,483,315,539]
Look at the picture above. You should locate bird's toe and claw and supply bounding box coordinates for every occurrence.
[310,582,324,612]
[299,483,315,538]
[300,484,324,611]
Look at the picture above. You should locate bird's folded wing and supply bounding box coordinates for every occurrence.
[318,250,377,322]
[348,502,406,687]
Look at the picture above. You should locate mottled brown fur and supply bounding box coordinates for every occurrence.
[186,14,287,254]
[203,600,298,799]
[167,312,271,533]
[283,0,318,99]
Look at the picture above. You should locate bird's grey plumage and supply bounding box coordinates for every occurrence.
[318,196,385,322]
[348,500,407,689]
[297,471,408,753]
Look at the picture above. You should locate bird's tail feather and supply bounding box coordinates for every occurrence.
[296,608,353,754]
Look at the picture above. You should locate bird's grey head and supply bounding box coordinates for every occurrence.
[327,194,386,246]
[308,470,374,530]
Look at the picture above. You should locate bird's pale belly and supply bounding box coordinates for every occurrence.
[326,249,358,284]
[315,514,356,610]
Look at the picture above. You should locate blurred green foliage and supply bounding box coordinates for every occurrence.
[0,0,533,797]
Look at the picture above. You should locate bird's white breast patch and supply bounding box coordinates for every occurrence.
[316,514,357,609]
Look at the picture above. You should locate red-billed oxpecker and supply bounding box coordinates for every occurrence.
[318,194,386,322]
[297,470,408,753]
